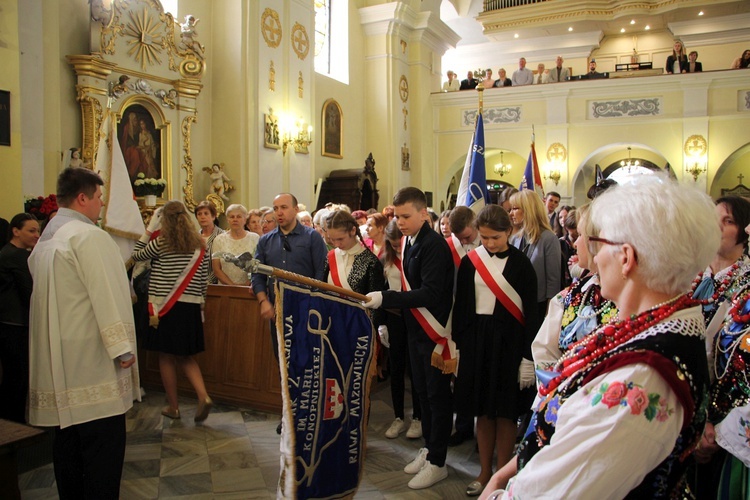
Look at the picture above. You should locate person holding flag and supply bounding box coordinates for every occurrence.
[363,187,455,490]
[453,204,539,496]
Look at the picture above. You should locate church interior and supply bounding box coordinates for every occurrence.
[2,0,750,498]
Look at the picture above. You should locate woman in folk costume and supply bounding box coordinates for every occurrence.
[691,196,750,327]
[533,203,617,374]
[452,205,540,496]
[696,226,750,499]
[381,219,423,440]
[481,175,720,499]
[131,201,213,422]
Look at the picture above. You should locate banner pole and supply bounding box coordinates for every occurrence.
[250,259,369,302]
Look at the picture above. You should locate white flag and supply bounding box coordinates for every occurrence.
[97,112,145,261]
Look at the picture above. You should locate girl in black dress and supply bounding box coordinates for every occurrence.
[452,205,539,495]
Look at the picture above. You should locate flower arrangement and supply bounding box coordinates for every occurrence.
[24,194,58,219]
[133,173,167,197]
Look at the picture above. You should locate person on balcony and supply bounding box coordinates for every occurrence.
[493,68,512,88]
[533,63,549,84]
[512,58,533,86]
[442,70,460,92]
[548,56,570,82]
[666,40,688,74]
[460,70,478,90]
[686,51,702,73]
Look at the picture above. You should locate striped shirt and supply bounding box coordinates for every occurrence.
[132,237,208,304]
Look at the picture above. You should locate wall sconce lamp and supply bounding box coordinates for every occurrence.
[545,164,561,185]
[684,135,708,181]
[280,115,313,155]
[685,156,707,181]
[493,151,512,177]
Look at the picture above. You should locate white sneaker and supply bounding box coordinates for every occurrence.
[385,418,406,438]
[404,447,428,474]
[408,461,448,489]
[406,418,422,439]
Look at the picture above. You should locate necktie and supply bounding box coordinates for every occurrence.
[557,67,561,80]
[537,74,541,84]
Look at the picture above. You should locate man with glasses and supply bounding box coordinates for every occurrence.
[251,193,327,432]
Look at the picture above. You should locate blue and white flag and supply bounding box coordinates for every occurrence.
[276,281,375,499]
[456,114,489,213]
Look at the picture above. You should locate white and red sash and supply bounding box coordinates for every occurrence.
[467,246,525,326]
[148,247,205,327]
[401,236,457,374]
[446,234,466,268]
[327,248,354,291]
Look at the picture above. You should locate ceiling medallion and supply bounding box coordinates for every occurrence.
[123,8,164,70]
[399,75,409,103]
[261,8,282,48]
[291,23,310,60]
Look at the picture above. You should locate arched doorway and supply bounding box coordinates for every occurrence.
[710,142,750,199]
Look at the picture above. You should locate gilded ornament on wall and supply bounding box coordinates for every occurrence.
[402,107,408,130]
[261,8,282,48]
[401,144,410,171]
[291,23,310,60]
[684,135,707,157]
[123,8,164,70]
[269,61,276,91]
[298,72,304,98]
[399,76,409,103]
[546,143,567,163]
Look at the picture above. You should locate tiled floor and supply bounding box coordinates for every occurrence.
[18,380,481,499]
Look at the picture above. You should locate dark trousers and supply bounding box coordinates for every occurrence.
[52,413,126,500]
[408,330,453,467]
[387,312,420,420]
[0,324,29,423]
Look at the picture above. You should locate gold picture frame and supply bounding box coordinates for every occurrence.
[322,98,343,159]
[264,112,280,149]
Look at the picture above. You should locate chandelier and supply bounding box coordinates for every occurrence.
[493,151,512,177]
[620,146,640,172]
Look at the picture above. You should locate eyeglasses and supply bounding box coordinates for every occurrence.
[586,236,623,254]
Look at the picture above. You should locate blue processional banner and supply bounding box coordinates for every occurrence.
[275,281,376,499]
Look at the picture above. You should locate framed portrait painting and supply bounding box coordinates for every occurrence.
[322,98,342,159]
[117,103,162,186]
[264,113,280,149]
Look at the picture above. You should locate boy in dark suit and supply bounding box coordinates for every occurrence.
[364,187,455,489]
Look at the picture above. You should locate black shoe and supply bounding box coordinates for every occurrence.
[448,430,472,447]
[276,421,282,435]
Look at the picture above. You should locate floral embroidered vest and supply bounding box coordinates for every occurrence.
[519,329,709,498]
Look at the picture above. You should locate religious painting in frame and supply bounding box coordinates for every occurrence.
[322,98,343,159]
[0,90,10,146]
[117,103,162,186]
[264,112,280,149]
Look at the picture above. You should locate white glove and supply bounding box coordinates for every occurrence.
[362,291,382,309]
[518,358,535,390]
[147,207,163,233]
[378,325,390,348]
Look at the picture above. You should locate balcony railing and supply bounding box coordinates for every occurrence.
[483,0,548,12]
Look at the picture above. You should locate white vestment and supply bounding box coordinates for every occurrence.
[28,218,139,429]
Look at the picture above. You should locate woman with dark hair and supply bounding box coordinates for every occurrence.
[452,205,539,496]
[132,201,212,422]
[691,196,750,326]
[0,213,40,422]
[194,200,223,285]
[731,49,750,69]
[381,219,423,440]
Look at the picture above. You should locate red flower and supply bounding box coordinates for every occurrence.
[626,387,649,415]
[602,381,628,408]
